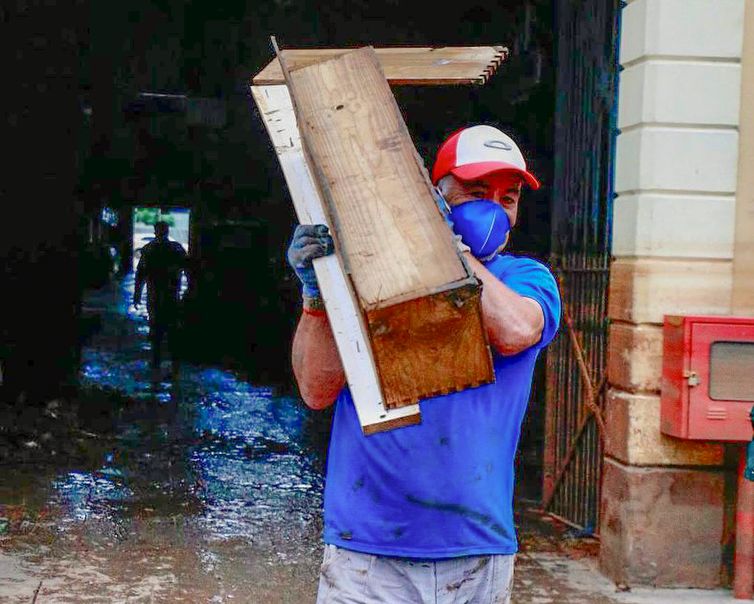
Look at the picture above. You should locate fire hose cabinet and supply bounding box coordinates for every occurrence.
[661,315,754,441]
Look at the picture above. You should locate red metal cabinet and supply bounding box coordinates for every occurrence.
[660,315,754,441]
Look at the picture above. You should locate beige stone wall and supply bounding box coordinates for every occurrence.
[732,0,754,315]
[600,0,746,587]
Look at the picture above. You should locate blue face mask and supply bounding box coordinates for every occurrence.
[448,199,511,262]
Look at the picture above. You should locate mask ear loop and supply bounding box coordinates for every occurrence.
[433,186,451,216]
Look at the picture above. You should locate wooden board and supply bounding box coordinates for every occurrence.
[366,283,493,408]
[251,84,421,433]
[286,47,467,308]
[253,45,508,87]
[285,47,494,408]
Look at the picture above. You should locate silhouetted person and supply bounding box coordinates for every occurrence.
[132,221,188,376]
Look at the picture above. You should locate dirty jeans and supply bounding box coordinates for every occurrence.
[316,545,514,604]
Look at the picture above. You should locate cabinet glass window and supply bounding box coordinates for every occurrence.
[709,341,754,402]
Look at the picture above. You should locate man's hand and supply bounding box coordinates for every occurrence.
[288,224,344,409]
[287,224,335,298]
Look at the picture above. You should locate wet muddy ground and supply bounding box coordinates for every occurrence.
[1,276,325,602]
[1,276,728,603]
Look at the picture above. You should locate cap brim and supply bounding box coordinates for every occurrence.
[451,162,541,190]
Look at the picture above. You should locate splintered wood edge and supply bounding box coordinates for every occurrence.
[251,46,510,87]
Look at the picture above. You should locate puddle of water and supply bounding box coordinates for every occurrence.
[0,274,326,601]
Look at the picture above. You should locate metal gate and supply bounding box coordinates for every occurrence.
[542,0,621,531]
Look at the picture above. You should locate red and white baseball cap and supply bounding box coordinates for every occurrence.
[431,125,540,190]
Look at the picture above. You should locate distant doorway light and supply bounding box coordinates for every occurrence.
[132,207,191,265]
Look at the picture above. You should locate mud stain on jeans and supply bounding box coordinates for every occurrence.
[445,556,490,592]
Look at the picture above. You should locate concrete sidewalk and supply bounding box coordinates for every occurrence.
[514,552,733,603]
[509,507,735,604]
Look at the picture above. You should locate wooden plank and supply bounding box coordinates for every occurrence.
[285,47,494,408]
[286,47,467,308]
[253,45,508,86]
[251,83,421,433]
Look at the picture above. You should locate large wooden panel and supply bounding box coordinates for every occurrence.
[253,46,508,86]
[285,47,494,407]
[287,47,466,308]
[251,83,421,433]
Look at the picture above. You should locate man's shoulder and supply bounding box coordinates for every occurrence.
[168,241,187,254]
[487,254,560,303]
[144,239,184,251]
[140,239,158,255]
[489,253,554,278]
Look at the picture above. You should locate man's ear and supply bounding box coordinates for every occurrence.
[437,174,459,196]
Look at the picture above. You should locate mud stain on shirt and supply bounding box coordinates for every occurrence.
[405,495,507,537]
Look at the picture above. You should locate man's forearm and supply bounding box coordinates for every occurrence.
[292,312,346,410]
[465,253,544,355]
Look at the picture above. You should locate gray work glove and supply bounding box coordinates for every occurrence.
[286,224,335,298]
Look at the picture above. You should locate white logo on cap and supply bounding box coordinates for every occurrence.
[484,140,513,151]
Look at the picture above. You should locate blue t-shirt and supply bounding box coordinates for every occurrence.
[322,254,561,558]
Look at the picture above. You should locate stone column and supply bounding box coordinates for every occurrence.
[599,0,745,587]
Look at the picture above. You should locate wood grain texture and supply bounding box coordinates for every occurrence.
[367,284,494,409]
[287,47,467,309]
[251,83,421,433]
[253,45,508,86]
[284,47,494,407]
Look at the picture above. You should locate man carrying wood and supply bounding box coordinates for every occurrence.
[287,125,561,603]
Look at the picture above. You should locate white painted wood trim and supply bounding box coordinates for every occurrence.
[251,84,421,433]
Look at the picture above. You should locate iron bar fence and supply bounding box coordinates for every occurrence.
[543,0,621,532]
